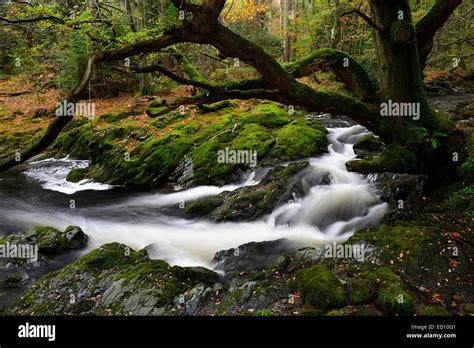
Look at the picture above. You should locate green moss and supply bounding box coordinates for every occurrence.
[446,185,474,217]
[419,306,451,316]
[297,265,346,310]
[66,168,86,183]
[327,305,381,316]
[353,135,384,153]
[406,127,430,147]
[184,196,223,216]
[239,103,292,128]
[375,268,414,314]
[271,121,328,160]
[190,139,235,185]
[346,272,378,305]
[100,112,135,123]
[50,101,327,188]
[31,226,68,252]
[230,124,274,158]
[75,243,145,271]
[347,145,418,174]
[198,100,237,113]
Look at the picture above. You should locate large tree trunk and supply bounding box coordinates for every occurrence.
[368,0,443,145]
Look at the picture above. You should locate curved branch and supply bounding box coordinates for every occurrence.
[286,48,377,101]
[133,64,217,91]
[416,0,463,69]
[168,47,204,82]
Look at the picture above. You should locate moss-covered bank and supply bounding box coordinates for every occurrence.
[50,101,327,189]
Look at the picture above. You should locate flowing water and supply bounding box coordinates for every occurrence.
[0,120,388,269]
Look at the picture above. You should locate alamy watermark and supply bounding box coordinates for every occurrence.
[324,242,368,262]
[55,100,96,120]
[380,100,420,120]
[18,322,55,342]
[217,147,257,168]
[0,242,38,262]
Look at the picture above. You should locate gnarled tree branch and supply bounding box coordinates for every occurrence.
[286,48,377,101]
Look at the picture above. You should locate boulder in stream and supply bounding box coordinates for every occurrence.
[0,225,88,255]
[184,161,315,221]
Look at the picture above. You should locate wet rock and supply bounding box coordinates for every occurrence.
[212,239,301,273]
[171,156,195,189]
[8,243,220,316]
[353,135,385,159]
[0,225,88,254]
[292,247,324,267]
[185,161,311,221]
[366,172,429,221]
[63,226,89,250]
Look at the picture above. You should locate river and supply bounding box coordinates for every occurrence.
[0,116,388,270]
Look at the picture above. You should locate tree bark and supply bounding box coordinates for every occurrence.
[369,0,442,144]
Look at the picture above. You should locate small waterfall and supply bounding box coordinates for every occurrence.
[268,126,387,240]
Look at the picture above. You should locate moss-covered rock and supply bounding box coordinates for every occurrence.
[0,225,88,254]
[327,304,381,316]
[184,161,310,221]
[353,135,385,159]
[3,272,24,287]
[453,100,474,121]
[9,243,221,315]
[50,101,328,189]
[296,265,346,310]
[418,306,451,316]
[346,145,418,174]
[375,268,414,315]
[346,272,378,305]
[271,120,327,160]
[184,196,224,216]
[65,168,87,183]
